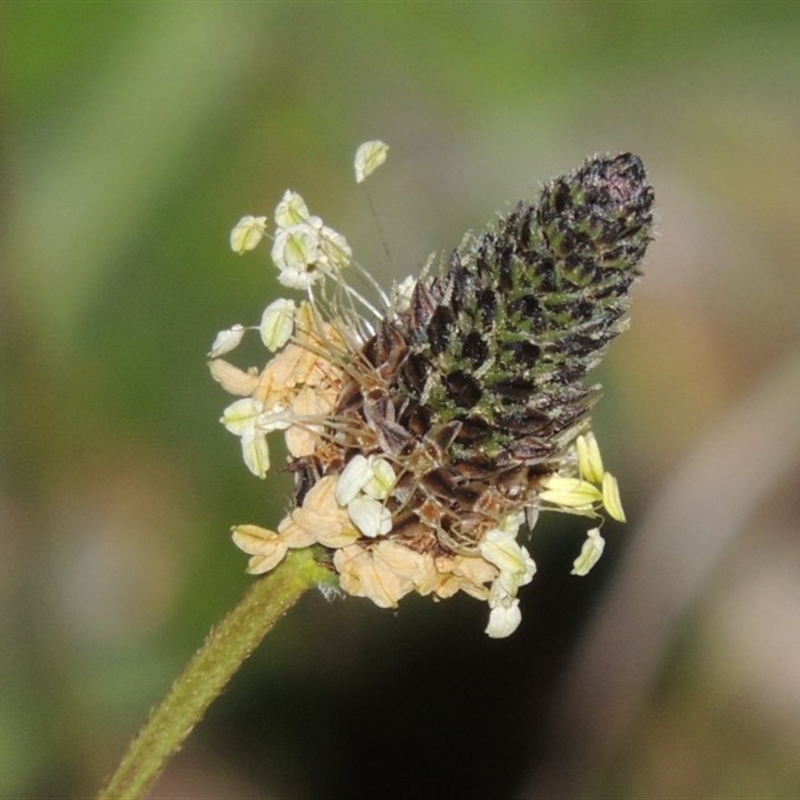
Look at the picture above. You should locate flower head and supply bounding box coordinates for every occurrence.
[211,143,654,636]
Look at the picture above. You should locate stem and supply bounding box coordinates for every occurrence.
[98,548,335,799]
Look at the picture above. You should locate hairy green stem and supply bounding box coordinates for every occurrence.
[98,548,335,799]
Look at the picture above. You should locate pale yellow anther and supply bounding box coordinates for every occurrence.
[354,140,389,183]
[272,226,319,272]
[347,495,392,538]
[241,429,270,478]
[274,190,311,228]
[259,299,296,352]
[231,524,289,575]
[221,397,265,435]
[335,455,372,506]
[498,510,525,537]
[334,543,414,609]
[363,458,396,500]
[539,475,603,509]
[230,215,268,254]
[208,325,246,358]
[576,432,604,484]
[207,359,260,396]
[602,472,626,523]
[285,384,328,458]
[231,523,282,554]
[317,226,352,270]
[571,528,606,576]
[480,529,530,579]
[485,595,522,638]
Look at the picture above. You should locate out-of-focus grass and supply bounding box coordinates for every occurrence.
[2,3,800,797]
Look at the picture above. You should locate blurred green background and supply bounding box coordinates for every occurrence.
[3,2,800,798]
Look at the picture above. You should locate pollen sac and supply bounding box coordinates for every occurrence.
[230,215,267,254]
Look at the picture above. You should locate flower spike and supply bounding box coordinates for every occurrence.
[212,144,654,636]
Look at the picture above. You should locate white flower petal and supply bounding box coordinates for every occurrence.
[335,455,372,506]
[230,215,267,254]
[208,324,246,358]
[259,299,295,352]
[348,495,392,538]
[571,528,606,576]
[354,140,389,183]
